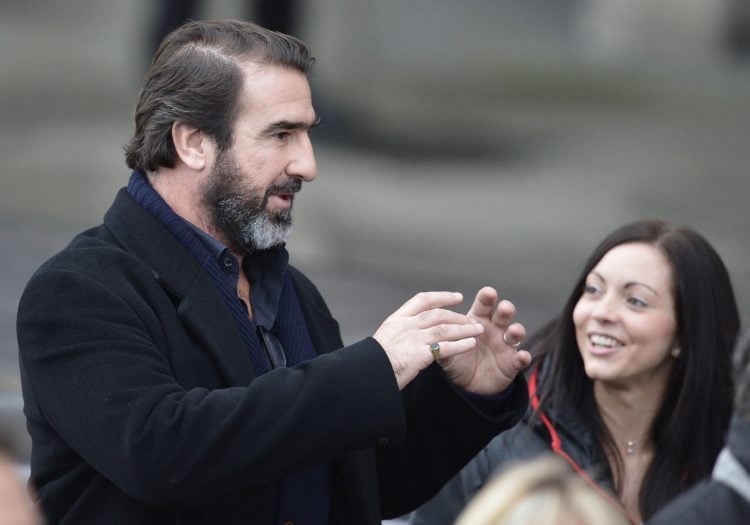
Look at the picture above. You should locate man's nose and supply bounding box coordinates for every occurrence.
[286,135,316,182]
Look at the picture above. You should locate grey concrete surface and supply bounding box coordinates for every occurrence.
[2,0,749,498]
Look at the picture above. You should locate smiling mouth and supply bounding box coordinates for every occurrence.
[589,333,625,349]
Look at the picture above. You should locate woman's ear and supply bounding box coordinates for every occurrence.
[171,121,216,171]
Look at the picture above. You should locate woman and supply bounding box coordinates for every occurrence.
[410,220,740,525]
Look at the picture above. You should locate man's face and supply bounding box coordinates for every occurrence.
[201,63,317,253]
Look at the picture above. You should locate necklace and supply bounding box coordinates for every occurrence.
[623,435,651,455]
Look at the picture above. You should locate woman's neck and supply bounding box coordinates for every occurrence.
[595,381,666,524]
[594,379,665,452]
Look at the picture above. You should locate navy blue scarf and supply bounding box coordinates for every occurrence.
[127,171,329,524]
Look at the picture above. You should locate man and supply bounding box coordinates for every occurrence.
[17,20,531,524]
[647,328,750,525]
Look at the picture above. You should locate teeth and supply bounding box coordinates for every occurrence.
[590,334,623,348]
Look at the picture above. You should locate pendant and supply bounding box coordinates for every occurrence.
[625,441,636,454]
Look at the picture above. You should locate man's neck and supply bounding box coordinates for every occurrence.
[236,269,253,320]
[148,168,208,234]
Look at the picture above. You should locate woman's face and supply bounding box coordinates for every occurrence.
[572,242,679,389]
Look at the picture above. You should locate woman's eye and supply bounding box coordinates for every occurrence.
[583,284,600,295]
[628,297,647,308]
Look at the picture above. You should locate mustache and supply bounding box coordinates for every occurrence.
[266,178,302,197]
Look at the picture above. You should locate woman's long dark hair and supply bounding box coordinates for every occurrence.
[532,220,740,520]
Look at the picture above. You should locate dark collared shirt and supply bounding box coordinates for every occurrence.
[188,224,288,332]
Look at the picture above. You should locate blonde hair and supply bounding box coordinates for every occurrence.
[454,454,629,525]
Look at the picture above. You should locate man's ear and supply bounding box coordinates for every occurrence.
[171,121,216,171]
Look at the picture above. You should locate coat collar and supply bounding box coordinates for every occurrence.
[527,361,614,489]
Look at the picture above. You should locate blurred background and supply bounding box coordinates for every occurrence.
[1,0,749,475]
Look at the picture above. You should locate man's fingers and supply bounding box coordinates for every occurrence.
[416,308,479,329]
[396,291,464,317]
[492,299,517,328]
[502,322,526,347]
[427,320,484,343]
[429,337,478,361]
[511,349,533,371]
[466,286,499,319]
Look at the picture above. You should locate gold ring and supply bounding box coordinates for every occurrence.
[429,342,441,361]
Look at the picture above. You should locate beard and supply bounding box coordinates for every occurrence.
[200,151,301,253]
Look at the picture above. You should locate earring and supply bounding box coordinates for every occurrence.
[671,347,681,358]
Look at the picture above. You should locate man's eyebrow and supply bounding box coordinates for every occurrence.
[262,116,321,134]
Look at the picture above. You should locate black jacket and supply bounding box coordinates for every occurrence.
[410,363,622,525]
[17,188,528,524]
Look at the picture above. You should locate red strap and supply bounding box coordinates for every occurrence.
[528,365,639,525]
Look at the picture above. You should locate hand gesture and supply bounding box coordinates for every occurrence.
[373,292,484,390]
[439,287,531,395]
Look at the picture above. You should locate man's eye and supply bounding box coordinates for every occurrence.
[275,132,289,140]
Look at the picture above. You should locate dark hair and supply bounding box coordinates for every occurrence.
[532,220,739,520]
[124,20,315,173]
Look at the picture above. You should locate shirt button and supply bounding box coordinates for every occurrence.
[377,437,389,447]
[223,257,233,267]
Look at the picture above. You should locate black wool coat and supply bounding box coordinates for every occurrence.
[17,188,528,524]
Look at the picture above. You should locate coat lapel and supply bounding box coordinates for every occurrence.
[174,270,255,385]
[104,188,254,385]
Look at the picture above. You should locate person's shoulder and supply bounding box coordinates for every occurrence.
[287,264,314,287]
[484,415,549,467]
[287,264,326,303]
[285,264,341,335]
[17,223,156,331]
[32,223,135,277]
[444,421,551,512]
[23,222,154,303]
[647,479,748,525]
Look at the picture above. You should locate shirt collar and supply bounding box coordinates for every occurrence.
[187,223,240,277]
[185,222,289,329]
